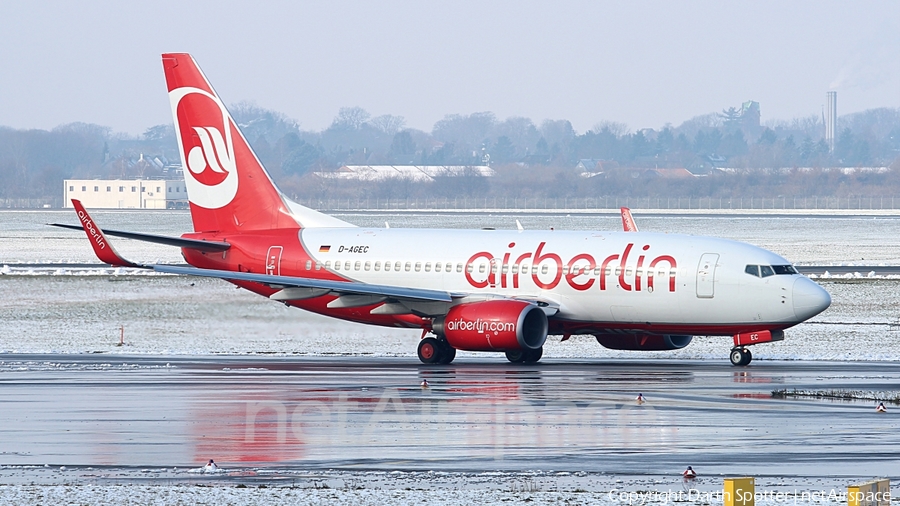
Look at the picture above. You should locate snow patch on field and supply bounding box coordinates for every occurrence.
[0,469,854,506]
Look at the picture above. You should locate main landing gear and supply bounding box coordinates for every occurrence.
[730,347,752,366]
[417,337,456,365]
[505,347,543,364]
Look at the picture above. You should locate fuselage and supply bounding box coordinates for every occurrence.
[181,227,829,337]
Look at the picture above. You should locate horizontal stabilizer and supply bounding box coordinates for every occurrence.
[50,223,230,252]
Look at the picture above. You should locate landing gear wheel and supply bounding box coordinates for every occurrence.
[438,341,456,364]
[506,347,543,364]
[418,337,443,364]
[522,346,543,363]
[505,350,524,363]
[730,347,752,366]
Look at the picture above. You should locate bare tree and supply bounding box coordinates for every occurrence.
[331,106,371,130]
[369,115,406,136]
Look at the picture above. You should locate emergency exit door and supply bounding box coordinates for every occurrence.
[266,246,283,276]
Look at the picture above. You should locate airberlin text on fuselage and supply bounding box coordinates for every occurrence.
[77,210,107,250]
[464,241,677,292]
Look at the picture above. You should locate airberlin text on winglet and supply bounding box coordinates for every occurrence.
[77,209,107,251]
[464,241,677,292]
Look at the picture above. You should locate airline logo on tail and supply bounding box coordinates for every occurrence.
[169,87,238,209]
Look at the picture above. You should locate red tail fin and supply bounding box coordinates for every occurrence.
[162,53,298,233]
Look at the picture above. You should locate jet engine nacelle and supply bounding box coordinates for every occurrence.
[432,300,548,352]
[595,333,693,351]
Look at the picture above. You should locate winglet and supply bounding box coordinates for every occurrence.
[620,207,638,232]
[71,200,139,267]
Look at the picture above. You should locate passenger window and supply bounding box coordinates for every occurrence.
[614,267,621,276]
[447,263,454,272]
[562,265,569,275]
[405,262,411,272]
[511,265,518,274]
[491,264,498,274]
[745,265,760,277]
[541,265,548,274]
[434,263,441,272]
[424,262,431,272]
[594,267,601,275]
[374,261,381,271]
[457,263,463,273]
[305,260,312,270]
[760,265,775,277]
[466,264,474,273]
[532,265,539,274]
[364,261,370,271]
[345,261,351,271]
[354,261,361,270]
[333,261,340,270]
[415,262,422,272]
[315,262,322,271]
[501,265,508,274]
[478,264,486,273]
[395,262,402,271]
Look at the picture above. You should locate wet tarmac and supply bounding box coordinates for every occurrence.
[1,355,898,480]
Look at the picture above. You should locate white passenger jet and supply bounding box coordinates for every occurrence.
[56,53,831,366]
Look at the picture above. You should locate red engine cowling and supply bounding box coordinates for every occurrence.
[595,334,693,351]
[432,300,548,352]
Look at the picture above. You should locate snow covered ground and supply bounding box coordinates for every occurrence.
[0,274,896,362]
[0,469,861,505]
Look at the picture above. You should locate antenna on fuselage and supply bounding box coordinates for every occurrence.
[516,220,524,231]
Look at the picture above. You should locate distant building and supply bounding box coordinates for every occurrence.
[575,159,604,171]
[63,179,188,209]
[642,168,696,178]
[313,165,495,182]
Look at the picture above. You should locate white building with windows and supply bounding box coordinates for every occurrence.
[63,179,189,209]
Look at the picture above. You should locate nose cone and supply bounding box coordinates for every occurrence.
[792,277,831,321]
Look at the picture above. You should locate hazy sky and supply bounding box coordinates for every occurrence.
[1,1,898,136]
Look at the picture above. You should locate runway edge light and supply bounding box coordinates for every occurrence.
[724,477,755,506]
[847,478,890,506]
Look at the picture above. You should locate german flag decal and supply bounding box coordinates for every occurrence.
[319,245,331,253]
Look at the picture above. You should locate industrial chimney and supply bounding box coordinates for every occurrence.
[825,91,837,152]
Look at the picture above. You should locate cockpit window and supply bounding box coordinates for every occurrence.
[772,265,798,275]
[746,264,799,278]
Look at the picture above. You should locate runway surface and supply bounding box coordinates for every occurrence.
[1,355,897,481]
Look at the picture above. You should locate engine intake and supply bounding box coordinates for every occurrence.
[433,300,548,352]
[595,333,693,351]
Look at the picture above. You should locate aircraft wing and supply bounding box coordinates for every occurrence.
[61,199,551,312]
[154,264,458,303]
[50,222,230,252]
